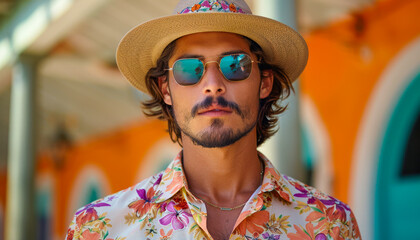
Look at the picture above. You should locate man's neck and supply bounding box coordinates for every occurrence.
[181,130,263,204]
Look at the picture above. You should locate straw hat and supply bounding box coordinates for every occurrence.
[116,0,308,94]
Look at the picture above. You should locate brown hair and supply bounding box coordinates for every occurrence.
[142,37,294,147]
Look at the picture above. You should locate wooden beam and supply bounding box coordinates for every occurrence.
[0,0,109,71]
[0,0,73,69]
[27,0,111,54]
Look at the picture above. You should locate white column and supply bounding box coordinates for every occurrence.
[255,0,306,181]
[6,55,39,240]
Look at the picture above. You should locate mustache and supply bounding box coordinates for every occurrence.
[191,96,244,119]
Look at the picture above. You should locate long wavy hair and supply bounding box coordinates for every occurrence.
[142,36,294,147]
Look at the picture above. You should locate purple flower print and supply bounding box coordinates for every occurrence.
[159,201,192,230]
[153,173,163,187]
[328,196,350,211]
[293,185,318,204]
[262,232,280,240]
[105,195,117,202]
[315,233,327,240]
[75,202,110,215]
[293,184,335,205]
[180,8,190,14]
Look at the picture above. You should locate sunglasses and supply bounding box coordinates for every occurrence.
[166,53,258,86]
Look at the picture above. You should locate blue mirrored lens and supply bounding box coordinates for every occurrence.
[220,54,252,81]
[173,58,204,85]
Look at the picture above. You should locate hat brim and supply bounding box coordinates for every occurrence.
[116,12,308,94]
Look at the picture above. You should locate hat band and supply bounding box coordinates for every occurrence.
[178,0,246,14]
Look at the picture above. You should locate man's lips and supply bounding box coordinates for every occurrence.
[197,105,233,116]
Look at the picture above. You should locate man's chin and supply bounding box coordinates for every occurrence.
[191,135,238,148]
[187,125,255,148]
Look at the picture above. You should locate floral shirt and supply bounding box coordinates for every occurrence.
[65,151,361,240]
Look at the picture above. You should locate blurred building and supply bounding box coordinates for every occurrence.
[0,0,419,239]
[300,1,420,239]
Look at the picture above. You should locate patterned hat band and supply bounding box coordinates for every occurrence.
[117,0,308,94]
[176,0,250,14]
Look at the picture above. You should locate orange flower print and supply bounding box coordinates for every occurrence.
[229,3,237,12]
[191,4,201,12]
[172,195,188,210]
[160,229,173,240]
[76,209,99,227]
[330,226,345,240]
[235,210,269,236]
[66,228,74,240]
[306,199,341,234]
[128,187,157,217]
[288,223,315,240]
[165,171,183,194]
[81,229,101,240]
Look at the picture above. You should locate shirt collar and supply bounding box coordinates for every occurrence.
[155,151,187,203]
[155,151,294,203]
[258,152,294,203]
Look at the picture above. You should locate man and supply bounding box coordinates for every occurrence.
[66,0,361,239]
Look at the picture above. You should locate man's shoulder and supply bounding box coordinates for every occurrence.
[264,174,362,239]
[262,155,352,212]
[282,175,351,213]
[73,170,164,217]
[66,171,165,239]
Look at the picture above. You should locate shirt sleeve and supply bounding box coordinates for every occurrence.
[64,213,77,240]
[348,209,362,239]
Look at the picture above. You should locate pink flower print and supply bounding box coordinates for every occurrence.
[159,201,192,230]
[159,201,168,213]
[201,0,211,8]
[221,2,229,10]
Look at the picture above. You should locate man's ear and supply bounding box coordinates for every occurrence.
[259,70,274,99]
[158,76,172,105]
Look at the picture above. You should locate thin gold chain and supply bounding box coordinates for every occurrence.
[195,159,265,211]
[200,199,247,211]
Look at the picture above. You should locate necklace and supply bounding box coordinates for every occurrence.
[196,159,265,211]
[200,198,247,211]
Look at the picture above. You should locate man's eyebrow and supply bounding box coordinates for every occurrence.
[176,54,203,59]
[220,50,248,56]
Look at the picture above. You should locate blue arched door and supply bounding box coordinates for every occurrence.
[375,72,420,239]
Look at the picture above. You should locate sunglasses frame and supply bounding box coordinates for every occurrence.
[165,53,259,86]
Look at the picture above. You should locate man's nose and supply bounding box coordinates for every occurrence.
[201,62,226,95]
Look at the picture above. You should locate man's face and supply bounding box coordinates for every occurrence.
[160,32,273,148]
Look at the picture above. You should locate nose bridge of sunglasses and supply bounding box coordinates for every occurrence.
[203,60,219,68]
[201,60,222,78]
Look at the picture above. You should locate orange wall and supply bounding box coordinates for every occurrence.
[301,0,420,201]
